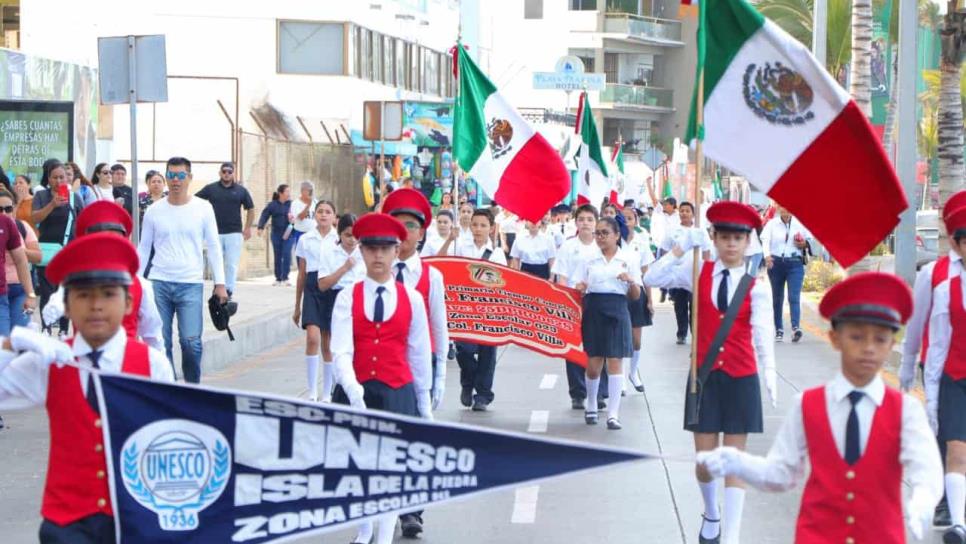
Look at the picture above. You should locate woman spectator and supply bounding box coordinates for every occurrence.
[31,159,83,335]
[438,191,454,213]
[13,175,34,233]
[1,190,40,330]
[289,181,317,250]
[138,170,167,224]
[89,162,116,202]
[257,184,294,286]
[66,161,95,207]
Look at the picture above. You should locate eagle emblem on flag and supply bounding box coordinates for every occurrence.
[742,62,815,126]
[486,118,514,159]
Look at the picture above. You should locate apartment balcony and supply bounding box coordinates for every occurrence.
[599,84,674,112]
[602,13,684,46]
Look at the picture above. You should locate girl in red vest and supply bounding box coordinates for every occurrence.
[0,233,174,544]
[699,272,944,543]
[924,205,966,544]
[645,201,776,544]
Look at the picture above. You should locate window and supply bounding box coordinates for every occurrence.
[395,38,406,88]
[423,49,439,95]
[277,21,345,75]
[372,32,383,82]
[410,44,421,92]
[569,0,597,9]
[524,0,544,18]
[383,36,395,85]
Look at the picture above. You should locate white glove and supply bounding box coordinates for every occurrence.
[696,446,746,479]
[417,389,433,420]
[431,382,445,411]
[333,359,365,408]
[10,326,73,366]
[41,293,65,325]
[345,382,366,409]
[926,400,939,435]
[764,368,778,408]
[898,359,916,392]
[905,488,935,541]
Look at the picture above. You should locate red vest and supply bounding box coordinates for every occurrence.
[920,256,951,364]
[796,386,904,544]
[43,338,151,526]
[945,275,966,380]
[352,282,414,388]
[121,276,143,340]
[697,261,756,378]
[414,261,436,349]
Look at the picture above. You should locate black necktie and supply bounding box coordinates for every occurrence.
[717,269,730,310]
[845,391,864,465]
[373,286,386,323]
[86,350,103,412]
[395,263,406,284]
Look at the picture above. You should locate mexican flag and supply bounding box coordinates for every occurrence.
[687,0,906,268]
[609,144,624,207]
[453,45,570,222]
[575,92,610,207]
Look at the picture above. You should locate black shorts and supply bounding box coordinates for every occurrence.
[332,381,418,417]
[683,371,763,434]
[939,374,966,443]
[627,290,651,328]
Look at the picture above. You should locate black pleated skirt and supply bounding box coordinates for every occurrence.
[939,374,966,442]
[302,271,339,331]
[581,293,633,359]
[521,262,551,280]
[627,287,653,328]
[683,371,763,434]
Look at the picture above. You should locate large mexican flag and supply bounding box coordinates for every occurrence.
[453,46,570,222]
[687,0,906,268]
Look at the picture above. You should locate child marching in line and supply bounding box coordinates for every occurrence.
[925,205,966,544]
[572,216,641,429]
[622,205,656,393]
[699,272,944,543]
[292,200,338,401]
[645,201,776,544]
[510,219,557,280]
[0,234,174,544]
[420,209,456,257]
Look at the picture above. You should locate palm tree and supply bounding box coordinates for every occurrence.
[937,1,965,253]
[753,0,853,80]
[849,0,874,116]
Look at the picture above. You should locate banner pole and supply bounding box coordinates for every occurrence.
[689,4,707,398]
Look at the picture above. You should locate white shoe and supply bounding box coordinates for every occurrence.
[308,395,318,402]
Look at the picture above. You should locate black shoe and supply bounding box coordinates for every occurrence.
[606,417,622,430]
[676,337,686,345]
[629,372,645,393]
[944,525,966,544]
[585,411,598,425]
[571,398,586,410]
[471,399,489,412]
[460,388,472,407]
[597,398,607,409]
[400,513,423,538]
[698,514,721,544]
[935,496,952,527]
[792,328,803,343]
[447,343,456,361]
[776,330,784,342]
[0,414,4,430]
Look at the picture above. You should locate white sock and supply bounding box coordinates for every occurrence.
[722,486,746,544]
[628,350,642,385]
[586,376,600,413]
[699,480,720,539]
[305,355,320,399]
[607,374,624,419]
[373,514,396,544]
[947,473,966,527]
[353,520,373,543]
[321,360,334,401]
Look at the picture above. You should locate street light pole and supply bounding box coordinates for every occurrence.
[894,0,919,285]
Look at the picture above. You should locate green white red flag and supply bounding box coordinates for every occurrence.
[575,92,610,207]
[452,45,570,222]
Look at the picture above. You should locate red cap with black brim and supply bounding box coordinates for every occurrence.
[819,272,912,330]
[46,232,138,287]
[352,213,408,246]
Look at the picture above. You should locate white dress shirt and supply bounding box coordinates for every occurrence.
[329,277,432,393]
[761,216,812,258]
[497,213,519,234]
[420,232,455,257]
[317,244,366,290]
[924,267,966,415]
[509,230,556,265]
[901,251,964,374]
[649,210,680,247]
[625,233,656,281]
[0,329,175,410]
[393,253,449,361]
[294,228,338,273]
[551,236,601,287]
[572,248,643,295]
[660,224,712,254]
[455,239,508,265]
[740,372,943,505]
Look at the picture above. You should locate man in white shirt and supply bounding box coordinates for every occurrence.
[138,157,227,384]
[761,206,812,343]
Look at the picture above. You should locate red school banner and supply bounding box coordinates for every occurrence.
[425,257,587,366]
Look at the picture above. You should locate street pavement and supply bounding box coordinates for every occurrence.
[0,290,949,543]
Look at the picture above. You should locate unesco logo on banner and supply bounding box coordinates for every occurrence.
[120,419,231,531]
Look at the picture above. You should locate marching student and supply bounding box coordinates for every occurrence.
[553,203,606,410]
[925,205,966,544]
[622,206,656,393]
[436,201,475,257]
[453,208,507,411]
[0,233,174,544]
[292,200,338,402]
[420,209,456,257]
[571,216,641,429]
[645,201,776,544]
[661,201,712,345]
[509,219,556,279]
[42,201,164,352]
[698,272,944,543]
[381,187,449,539]
[329,213,432,544]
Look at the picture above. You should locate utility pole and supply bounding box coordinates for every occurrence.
[894,0,919,285]
[812,0,828,68]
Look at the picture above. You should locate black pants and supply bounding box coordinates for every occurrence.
[40,514,115,544]
[669,288,692,340]
[456,342,497,404]
[565,360,609,401]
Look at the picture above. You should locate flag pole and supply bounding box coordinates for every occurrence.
[452,8,463,211]
[688,1,708,399]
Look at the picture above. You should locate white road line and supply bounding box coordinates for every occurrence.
[527,410,549,433]
[510,485,540,524]
[538,374,558,390]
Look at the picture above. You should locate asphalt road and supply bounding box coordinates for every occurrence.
[0,299,948,543]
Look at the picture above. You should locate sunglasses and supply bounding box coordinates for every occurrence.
[221,169,233,174]
[166,171,188,180]
[0,206,13,214]
[593,230,614,238]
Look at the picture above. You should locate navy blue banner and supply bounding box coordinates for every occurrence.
[98,374,650,543]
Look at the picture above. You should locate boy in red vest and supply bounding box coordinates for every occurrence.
[0,233,174,543]
[925,205,966,543]
[698,272,944,543]
[329,213,432,544]
[380,188,449,539]
[644,201,776,544]
[42,201,164,352]
[900,190,966,527]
